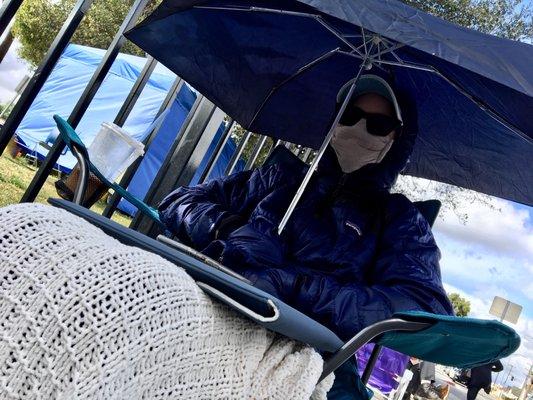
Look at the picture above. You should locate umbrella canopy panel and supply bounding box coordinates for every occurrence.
[126,0,533,206]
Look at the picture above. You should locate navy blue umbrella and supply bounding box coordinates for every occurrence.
[125,0,533,209]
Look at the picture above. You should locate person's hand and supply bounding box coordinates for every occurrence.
[243,268,298,300]
[220,222,285,271]
[214,213,247,240]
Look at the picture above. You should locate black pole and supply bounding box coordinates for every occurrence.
[0,0,94,156]
[114,55,157,127]
[128,93,205,232]
[224,131,251,176]
[102,76,184,218]
[171,107,225,189]
[138,102,221,238]
[130,96,221,236]
[361,344,382,384]
[0,30,14,63]
[19,0,150,203]
[0,0,23,36]
[198,118,234,183]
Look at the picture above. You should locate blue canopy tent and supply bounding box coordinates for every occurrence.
[15,44,177,170]
[125,0,533,210]
[14,43,243,216]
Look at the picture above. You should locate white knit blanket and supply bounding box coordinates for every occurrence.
[0,204,333,399]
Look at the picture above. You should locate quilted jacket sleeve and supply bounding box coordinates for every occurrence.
[158,164,284,249]
[252,194,454,341]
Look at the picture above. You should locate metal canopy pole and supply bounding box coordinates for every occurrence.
[173,107,226,187]
[102,76,183,218]
[113,56,158,127]
[129,91,204,230]
[128,93,204,230]
[130,97,219,236]
[244,135,268,170]
[18,0,150,203]
[225,130,251,176]
[0,0,95,157]
[198,118,234,184]
[0,0,23,36]
[277,63,365,234]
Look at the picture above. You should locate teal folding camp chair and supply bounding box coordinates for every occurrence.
[53,115,163,227]
[50,113,520,392]
[48,197,521,391]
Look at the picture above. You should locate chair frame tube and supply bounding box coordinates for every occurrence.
[361,344,383,384]
[70,145,90,205]
[319,319,430,382]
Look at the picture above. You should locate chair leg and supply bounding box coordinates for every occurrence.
[361,344,382,384]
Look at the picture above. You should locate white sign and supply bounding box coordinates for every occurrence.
[490,296,522,324]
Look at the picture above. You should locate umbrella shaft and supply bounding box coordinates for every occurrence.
[277,64,365,234]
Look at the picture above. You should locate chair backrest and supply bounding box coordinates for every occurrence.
[413,199,441,227]
[53,115,162,225]
[263,144,305,169]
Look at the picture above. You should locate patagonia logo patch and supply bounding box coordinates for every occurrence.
[345,221,362,236]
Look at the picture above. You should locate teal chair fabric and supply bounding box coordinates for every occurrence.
[378,311,520,368]
[53,115,162,225]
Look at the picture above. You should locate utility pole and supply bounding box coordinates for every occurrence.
[0,28,13,63]
[518,363,532,400]
[503,365,514,388]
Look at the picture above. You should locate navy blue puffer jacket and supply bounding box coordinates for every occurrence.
[159,127,454,341]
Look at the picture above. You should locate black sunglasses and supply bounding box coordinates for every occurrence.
[339,106,402,137]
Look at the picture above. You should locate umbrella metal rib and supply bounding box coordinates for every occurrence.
[178,4,533,229]
[249,47,342,127]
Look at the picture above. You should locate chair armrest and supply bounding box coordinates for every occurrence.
[197,281,279,323]
[156,235,251,283]
[319,318,431,382]
[70,145,90,205]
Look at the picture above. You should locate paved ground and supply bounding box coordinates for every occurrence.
[435,370,493,400]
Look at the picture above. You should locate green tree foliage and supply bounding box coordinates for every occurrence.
[11,0,160,67]
[402,0,532,41]
[448,292,471,317]
[12,0,531,68]
[0,103,14,117]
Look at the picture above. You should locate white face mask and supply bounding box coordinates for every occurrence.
[331,119,395,173]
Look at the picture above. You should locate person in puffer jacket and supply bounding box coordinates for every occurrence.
[158,74,454,397]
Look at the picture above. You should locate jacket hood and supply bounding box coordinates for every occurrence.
[317,85,418,193]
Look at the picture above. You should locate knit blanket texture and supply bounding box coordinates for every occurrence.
[0,203,333,399]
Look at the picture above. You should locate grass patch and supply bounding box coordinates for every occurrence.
[0,153,132,227]
[8,175,26,190]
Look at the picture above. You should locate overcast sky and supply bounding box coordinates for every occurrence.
[0,40,30,103]
[432,189,532,386]
[0,36,532,387]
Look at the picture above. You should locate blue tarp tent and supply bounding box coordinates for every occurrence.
[14,44,243,216]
